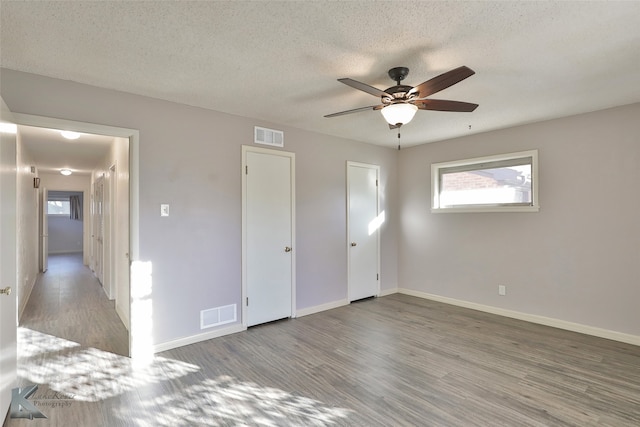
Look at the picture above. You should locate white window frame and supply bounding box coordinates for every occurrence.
[431,150,539,213]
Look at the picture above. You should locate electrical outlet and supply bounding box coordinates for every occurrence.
[160,204,170,217]
[498,285,506,296]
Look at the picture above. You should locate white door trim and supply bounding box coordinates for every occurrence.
[346,161,381,301]
[108,164,117,300]
[0,96,18,422]
[241,145,296,328]
[11,112,139,357]
[40,187,49,273]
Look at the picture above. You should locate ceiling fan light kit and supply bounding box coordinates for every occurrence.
[381,103,418,126]
[325,65,479,131]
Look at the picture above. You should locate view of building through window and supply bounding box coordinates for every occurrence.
[47,200,71,215]
[440,164,532,207]
[432,150,538,211]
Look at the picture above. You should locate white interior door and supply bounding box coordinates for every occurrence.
[243,146,295,327]
[40,187,48,272]
[347,162,380,302]
[94,176,104,284]
[1,97,18,421]
[104,167,114,299]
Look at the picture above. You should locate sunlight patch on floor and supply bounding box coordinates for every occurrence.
[113,375,352,426]
[18,327,81,358]
[18,328,199,402]
[17,328,353,425]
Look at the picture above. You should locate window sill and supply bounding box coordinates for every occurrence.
[431,205,540,214]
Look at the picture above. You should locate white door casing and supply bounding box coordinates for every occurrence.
[347,162,380,302]
[242,146,295,327]
[11,112,138,357]
[40,187,48,272]
[101,165,119,301]
[114,151,130,330]
[0,97,18,421]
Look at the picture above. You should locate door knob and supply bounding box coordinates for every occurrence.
[284,246,292,252]
[0,287,11,296]
[351,242,357,247]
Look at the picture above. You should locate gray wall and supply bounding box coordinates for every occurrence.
[4,68,637,344]
[48,216,83,254]
[398,103,640,336]
[16,134,39,319]
[1,69,399,345]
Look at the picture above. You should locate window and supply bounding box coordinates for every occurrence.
[47,200,71,215]
[431,150,539,212]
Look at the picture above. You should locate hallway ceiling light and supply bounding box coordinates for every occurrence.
[60,169,72,176]
[0,122,18,134]
[60,130,81,140]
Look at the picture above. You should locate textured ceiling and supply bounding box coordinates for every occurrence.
[1,1,639,149]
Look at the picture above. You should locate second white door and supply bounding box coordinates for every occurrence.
[347,162,380,302]
[243,146,295,327]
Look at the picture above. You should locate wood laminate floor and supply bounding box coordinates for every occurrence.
[19,253,129,356]
[6,286,640,426]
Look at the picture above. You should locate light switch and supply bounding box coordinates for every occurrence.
[160,204,170,217]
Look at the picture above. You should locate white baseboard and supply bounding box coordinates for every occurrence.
[296,298,349,318]
[18,276,38,321]
[153,323,246,354]
[115,303,130,332]
[398,288,640,347]
[379,286,398,297]
[154,300,347,354]
[103,285,114,301]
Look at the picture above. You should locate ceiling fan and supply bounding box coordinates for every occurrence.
[325,66,478,129]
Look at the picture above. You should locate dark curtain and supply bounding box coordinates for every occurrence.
[70,195,82,220]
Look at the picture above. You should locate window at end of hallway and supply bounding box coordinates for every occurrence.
[431,149,539,213]
[47,200,71,215]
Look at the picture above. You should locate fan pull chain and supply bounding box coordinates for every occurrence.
[397,131,401,150]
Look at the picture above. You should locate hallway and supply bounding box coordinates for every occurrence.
[20,253,128,356]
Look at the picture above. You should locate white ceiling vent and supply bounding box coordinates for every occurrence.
[254,126,284,148]
[201,304,237,329]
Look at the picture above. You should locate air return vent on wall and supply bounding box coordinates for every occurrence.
[254,126,284,147]
[200,304,237,329]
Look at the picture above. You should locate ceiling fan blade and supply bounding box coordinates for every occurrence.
[324,104,384,118]
[414,99,478,112]
[338,78,391,98]
[409,66,475,98]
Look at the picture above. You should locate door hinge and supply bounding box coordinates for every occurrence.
[245,165,248,175]
[246,297,249,306]
[376,179,378,187]
[377,273,379,280]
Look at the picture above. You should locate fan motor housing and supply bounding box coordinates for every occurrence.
[384,85,414,102]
